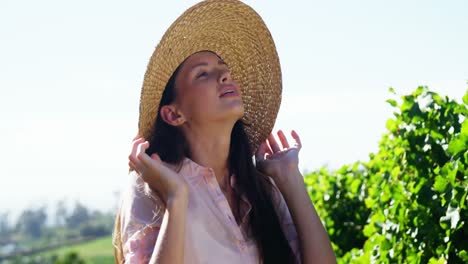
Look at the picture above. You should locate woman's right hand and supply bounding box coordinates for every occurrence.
[128,137,189,204]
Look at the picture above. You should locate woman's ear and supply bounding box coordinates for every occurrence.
[160,105,185,126]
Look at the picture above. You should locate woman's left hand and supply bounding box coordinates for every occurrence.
[255,129,303,189]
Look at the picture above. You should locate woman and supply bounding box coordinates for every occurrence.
[112,1,335,263]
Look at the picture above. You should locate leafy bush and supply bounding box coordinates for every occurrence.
[305,86,468,263]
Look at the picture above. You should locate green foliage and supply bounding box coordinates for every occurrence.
[8,251,85,264]
[305,86,468,263]
[54,252,86,264]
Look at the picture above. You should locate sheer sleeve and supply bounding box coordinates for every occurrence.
[118,170,166,263]
[269,178,302,264]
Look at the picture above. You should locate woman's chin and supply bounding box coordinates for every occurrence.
[231,104,245,119]
[208,101,244,122]
[220,106,244,124]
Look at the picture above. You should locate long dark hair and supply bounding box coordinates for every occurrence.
[144,63,296,264]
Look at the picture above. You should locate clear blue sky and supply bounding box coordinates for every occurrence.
[1,0,467,217]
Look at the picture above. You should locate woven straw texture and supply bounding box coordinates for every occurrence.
[138,0,282,154]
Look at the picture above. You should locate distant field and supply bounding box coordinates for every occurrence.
[39,236,114,264]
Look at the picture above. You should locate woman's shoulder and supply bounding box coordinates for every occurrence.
[115,171,165,262]
[119,170,166,227]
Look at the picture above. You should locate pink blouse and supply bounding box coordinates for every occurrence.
[115,157,301,263]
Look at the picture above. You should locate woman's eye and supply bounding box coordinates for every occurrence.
[197,71,207,79]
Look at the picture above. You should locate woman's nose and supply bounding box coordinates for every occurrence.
[218,68,231,83]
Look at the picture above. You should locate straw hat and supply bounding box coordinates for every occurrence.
[138,0,282,154]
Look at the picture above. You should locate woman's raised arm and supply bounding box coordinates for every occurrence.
[125,138,190,264]
[148,188,188,264]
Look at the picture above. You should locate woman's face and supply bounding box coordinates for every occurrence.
[172,51,244,125]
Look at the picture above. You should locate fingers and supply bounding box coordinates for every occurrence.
[255,142,265,161]
[129,139,151,173]
[291,129,302,150]
[267,133,281,153]
[267,129,301,152]
[129,137,145,162]
[129,160,137,170]
[136,141,152,167]
[255,141,272,161]
[264,141,273,157]
[277,130,290,150]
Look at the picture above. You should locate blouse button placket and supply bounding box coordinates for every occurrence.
[204,167,246,244]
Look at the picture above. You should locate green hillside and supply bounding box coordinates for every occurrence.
[39,236,114,264]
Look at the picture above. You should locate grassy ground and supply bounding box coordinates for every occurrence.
[39,236,114,264]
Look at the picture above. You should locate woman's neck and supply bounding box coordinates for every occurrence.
[183,122,233,188]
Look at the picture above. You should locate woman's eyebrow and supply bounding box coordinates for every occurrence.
[190,59,227,72]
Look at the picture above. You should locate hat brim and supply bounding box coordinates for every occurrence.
[139,0,282,155]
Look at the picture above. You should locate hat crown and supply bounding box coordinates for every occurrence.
[139,0,282,154]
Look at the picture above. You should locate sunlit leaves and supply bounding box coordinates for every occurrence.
[305,86,468,263]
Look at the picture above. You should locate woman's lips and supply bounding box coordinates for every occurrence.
[219,84,239,98]
[220,90,238,97]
